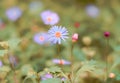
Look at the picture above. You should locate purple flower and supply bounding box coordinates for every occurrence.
[6,7,22,21]
[48,26,69,44]
[61,77,66,81]
[52,59,71,65]
[40,10,59,25]
[9,55,18,66]
[29,1,43,13]
[41,73,53,80]
[33,32,49,45]
[85,5,99,18]
[0,61,3,67]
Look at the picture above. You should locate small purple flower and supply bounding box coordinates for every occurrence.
[48,26,69,44]
[33,32,49,45]
[41,73,53,80]
[52,59,71,65]
[29,1,43,13]
[0,60,3,67]
[85,5,99,18]
[40,10,59,25]
[61,77,66,81]
[6,7,22,21]
[9,55,18,66]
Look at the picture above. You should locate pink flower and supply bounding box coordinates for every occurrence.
[72,33,78,42]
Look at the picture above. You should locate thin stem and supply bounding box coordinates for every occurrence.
[36,73,40,83]
[7,53,18,83]
[104,38,109,83]
[70,43,74,83]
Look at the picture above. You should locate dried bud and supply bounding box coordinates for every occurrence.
[104,32,110,38]
[72,33,78,42]
[82,36,92,46]
[74,22,80,28]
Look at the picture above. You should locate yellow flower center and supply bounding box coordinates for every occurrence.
[55,32,61,38]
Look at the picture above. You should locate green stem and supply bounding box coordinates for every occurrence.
[70,43,74,83]
[104,38,109,83]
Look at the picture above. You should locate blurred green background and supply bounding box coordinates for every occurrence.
[0,0,120,83]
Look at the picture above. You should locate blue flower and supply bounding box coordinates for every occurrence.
[48,26,69,44]
[33,32,49,45]
[40,10,59,25]
[85,5,99,18]
[6,7,22,21]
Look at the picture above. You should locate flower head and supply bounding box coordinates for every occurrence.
[86,5,99,18]
[0,61,3,67]
[72,33,78,42]
[41,73,53,80]
[40,10,59,25]
[104,31,110,38]
[48,26,69,44]
[33,32,49,45]
[52,59,71,65]
[6,7,22,21]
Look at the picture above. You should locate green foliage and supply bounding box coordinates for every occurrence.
[41,78,62,83]
[8,38,21,50]
[48,66,62,73]
[0,50,8,56]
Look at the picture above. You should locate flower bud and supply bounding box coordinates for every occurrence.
[82,36,92,46]
[109,73,115,78]
[104,32,110,38]
[72,33,78,42]
[74,22,80,28]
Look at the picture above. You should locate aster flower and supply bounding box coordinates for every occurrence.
[85,5,99,18]
[6,7,22,21]
[33,32,49,45]
[0,60,3,67]
[52,59,71,65]
[41,73,53,80]
[48,26,69,44]
[40,10,59,25]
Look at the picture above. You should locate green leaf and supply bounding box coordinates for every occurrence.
[74,60,96,82]
[0,50,8,57]
[8,38,21,50]
[0,66,11,72]
[41,78,62,83]
[48,66,62,73]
